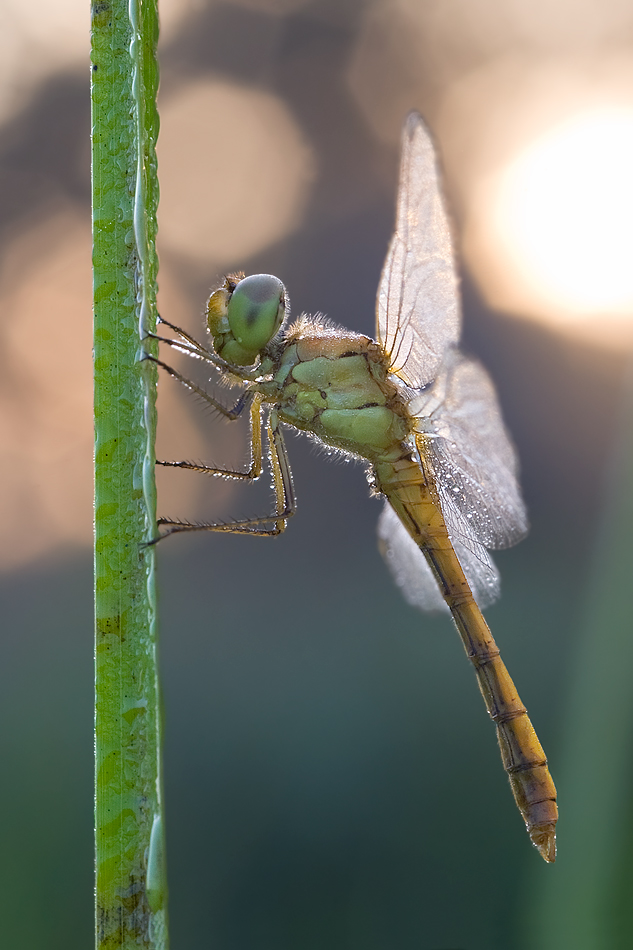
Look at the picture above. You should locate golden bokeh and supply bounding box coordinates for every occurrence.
[466,109,633,339]
[436,55,633,346]
[157,80,316,267]
[349,1,633,346]
[348,0,633,142]
[0,0,86,121]
[0,210,93,568]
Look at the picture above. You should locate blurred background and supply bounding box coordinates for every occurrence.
[2,0,633,946]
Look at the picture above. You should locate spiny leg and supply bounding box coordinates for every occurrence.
[148,333,218,367]
[157,313,209,355]
[148,353,273,539]
[146,353,251,421]
[158,394,264,482]
[151,408,295,543]
[267,409,296,533]
[150,350,263,478]
[147,316,252,378]
[146,313,216,363]
[147,330,224,374]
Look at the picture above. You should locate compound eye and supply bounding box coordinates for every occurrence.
[227,274,287,357]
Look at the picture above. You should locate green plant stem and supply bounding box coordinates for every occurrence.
[91,0,166,946]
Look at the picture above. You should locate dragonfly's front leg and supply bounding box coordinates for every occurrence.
[148,347,268,481]
[156,313,210,356]
[147,316,260,379]
[146,353,251,421]
[146,314,219,364]
[150,406,295,543]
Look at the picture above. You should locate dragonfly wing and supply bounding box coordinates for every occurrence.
[377,112,460,389]
[377,501,500,612]
[411,350,528,550]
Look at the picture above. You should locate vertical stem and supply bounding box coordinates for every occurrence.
[91,0,166,946]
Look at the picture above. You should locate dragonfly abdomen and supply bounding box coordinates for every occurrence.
[376,457,558,862]
[376,455,476,608]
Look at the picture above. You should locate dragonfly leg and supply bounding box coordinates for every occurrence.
[157,313,209,353]
[157,393,262,482]
[146,316,253,377]
[150,408,295,543]
[147,333,218,367]
[146,353,252,421]
[146,314,220,366]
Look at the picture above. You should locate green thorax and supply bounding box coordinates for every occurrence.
[267,323,410,460]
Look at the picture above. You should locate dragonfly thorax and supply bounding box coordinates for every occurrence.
[269,326,411,462]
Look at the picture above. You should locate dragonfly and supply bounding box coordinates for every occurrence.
[150,112,558,862]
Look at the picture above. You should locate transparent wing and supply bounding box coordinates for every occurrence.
[377,501,500,612]
[376,112,460,389]
[410,350,528,550]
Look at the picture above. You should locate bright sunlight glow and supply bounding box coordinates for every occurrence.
[467,109,633,343]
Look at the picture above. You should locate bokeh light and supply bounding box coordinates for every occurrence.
[0,211,92,568]
[157,80,316,267]
[464,109,633,343]
[348,0,633,144]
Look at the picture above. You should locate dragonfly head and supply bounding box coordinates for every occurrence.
[207,273,289,366]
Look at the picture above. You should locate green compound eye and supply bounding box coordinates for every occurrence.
[226,274,287,361]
